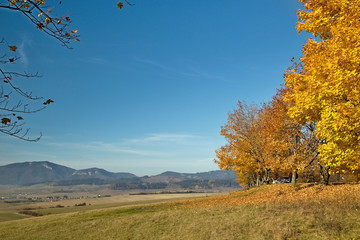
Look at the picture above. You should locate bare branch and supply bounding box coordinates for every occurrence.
[124,0,135,6]
[0,3,31,13]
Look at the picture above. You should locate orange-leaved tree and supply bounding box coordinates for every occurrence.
[284,0,360,182]
[215,90,320,186]
[215,102,271,186]
[259,88,319,184]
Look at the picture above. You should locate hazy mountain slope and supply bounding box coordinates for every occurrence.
[0,161,236,187]
[70,168,136,180]
[0,161,75,185]
[157,170,236,180]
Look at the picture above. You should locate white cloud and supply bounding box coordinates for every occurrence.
[82,57,108,65]
[46,140,169,156]
[18,41,28,68]
[0,132,219,175]
[126,133,199,144]
[132,57,223,81]
[44,133,210,158]
[132,57,175,72]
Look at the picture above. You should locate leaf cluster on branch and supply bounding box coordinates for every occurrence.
[0,0,132,141]
[0,0,80,47]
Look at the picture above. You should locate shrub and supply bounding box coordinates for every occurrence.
[18,210,43,217]
[75,203,86,207]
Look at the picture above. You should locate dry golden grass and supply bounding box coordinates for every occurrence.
[0,192,218,222]
[1,184,360,239]
[184,183,360,207]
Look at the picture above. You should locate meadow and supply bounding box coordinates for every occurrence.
[1,183,360,239]
[0,184,218,223]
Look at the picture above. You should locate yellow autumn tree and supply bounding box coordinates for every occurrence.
[261,88,323,183]
[216,90,321,186]
[284,0,360,180]
[215,102,272,186]
[260,90,309,180]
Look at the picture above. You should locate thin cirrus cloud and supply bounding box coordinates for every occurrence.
[126,133,201,144]
[18,41,29,68]
[83,57,109,65]
[16,34,35,69]
[46,140,168,156]
[46,133,207,156]
[132,57,221,80]
[132,57,183,75]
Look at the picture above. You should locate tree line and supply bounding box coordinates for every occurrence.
[215,0,360,186]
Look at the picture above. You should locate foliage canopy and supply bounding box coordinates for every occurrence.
[284,0,360,177]
[217,0,360,185]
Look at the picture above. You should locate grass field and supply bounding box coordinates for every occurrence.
[1,184,360,239]
[0,190,218,222]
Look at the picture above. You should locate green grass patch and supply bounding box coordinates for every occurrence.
[0,212,29,222]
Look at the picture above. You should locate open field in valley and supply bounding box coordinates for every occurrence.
[0,184,222,223]
[1,183,360,239]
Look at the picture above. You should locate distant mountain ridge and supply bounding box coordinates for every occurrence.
[0,161,237,187]
[0,161,136,186]
[158,170,236,180]
[70,168,135,180]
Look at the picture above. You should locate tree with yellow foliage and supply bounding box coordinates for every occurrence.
[215,89,321,186]
[284,0,360,182]
[258,89,319,184]
[215,102,271,186]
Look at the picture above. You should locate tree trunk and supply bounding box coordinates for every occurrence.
[319,164,330,185]
[292,170,297,184]
[265,168,271,184]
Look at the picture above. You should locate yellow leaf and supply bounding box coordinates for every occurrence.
[75,38,80,42]
[36,23,45,29]
[71,30,78,33]
[8,46,17,52]
[44,17,51,24]
[117,2,124,9]
[10,0,19,5]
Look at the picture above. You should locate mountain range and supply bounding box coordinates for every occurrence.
[0,161,238,188]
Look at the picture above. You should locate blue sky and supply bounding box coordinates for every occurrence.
[0,0,307,176]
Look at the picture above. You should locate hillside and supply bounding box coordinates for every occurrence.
[70,168,136,180]
[0,183,360,239]
[0,161,237,188]
[157,170,236,180]
[0,161,75,186]
[0,161,136,186]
